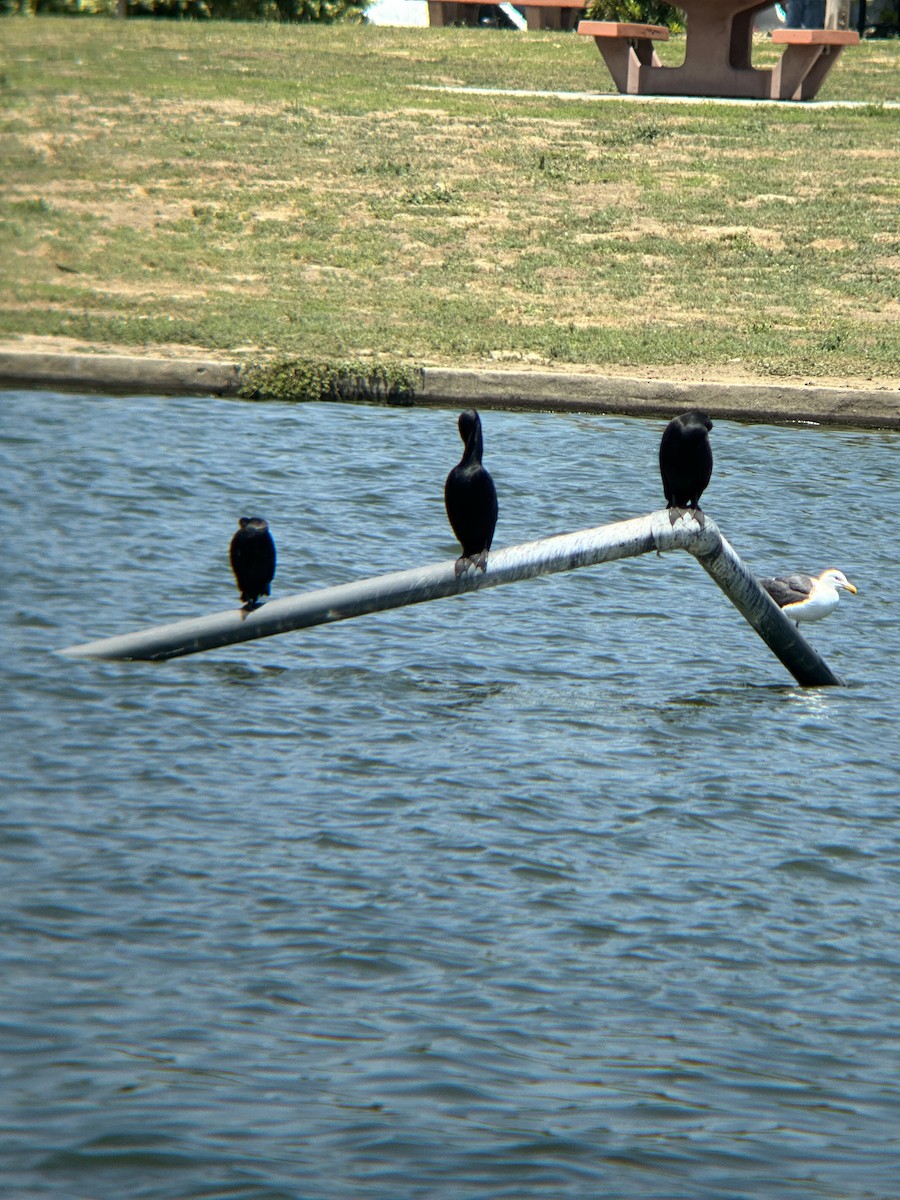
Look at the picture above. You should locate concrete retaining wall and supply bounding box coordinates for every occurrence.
[1,350,897,428]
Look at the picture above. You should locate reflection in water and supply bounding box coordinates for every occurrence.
[2,392,899,1200]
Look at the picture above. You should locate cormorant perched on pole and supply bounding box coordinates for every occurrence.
[659,410,713,524]
[444,409,499,576]
[759,569,857,626]
[230,517,276,609]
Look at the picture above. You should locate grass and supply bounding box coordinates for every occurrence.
[0,17,898,383]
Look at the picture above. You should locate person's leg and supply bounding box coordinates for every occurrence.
[804,0,825,25]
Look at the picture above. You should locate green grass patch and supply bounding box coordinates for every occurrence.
[238,356,421,403]
[0,17,898,382]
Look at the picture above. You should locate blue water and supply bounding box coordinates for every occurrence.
[2,390,899,1199]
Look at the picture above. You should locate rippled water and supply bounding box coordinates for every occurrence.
[3,390,900,1199]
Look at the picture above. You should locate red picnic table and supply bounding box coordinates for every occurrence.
[578,2,859,100]
[427,0,585,30]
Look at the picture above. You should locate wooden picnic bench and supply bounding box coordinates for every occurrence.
[577,1,859,100]
[770,27,860,100]
[427,0,585,30]
[576,21,670,94]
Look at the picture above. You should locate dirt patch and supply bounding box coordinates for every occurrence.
[695,225,786,250]
[810,238,855,252]
[0,335,237,362]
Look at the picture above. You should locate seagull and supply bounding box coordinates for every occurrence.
[659,410,713,524]
[759,569,858,625]
[444,409,499,576]
[230,517,276,610]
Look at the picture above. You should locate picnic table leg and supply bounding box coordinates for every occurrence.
[634,35,664,69]
[593,36,662,94]
[523,5,564,29]
[638,0,772,97]
[680,7,771,96]
[559,6,583,30]
[728,8,757,69]
[771,43,847,99]
[427,0,481,25]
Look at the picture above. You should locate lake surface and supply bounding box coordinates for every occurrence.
[2,390,899,1200]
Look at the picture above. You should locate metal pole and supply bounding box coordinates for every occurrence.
[686,525,843,687]
[825,0,850,29]
[60,511,843,687]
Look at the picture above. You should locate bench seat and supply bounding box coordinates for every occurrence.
[577,20,670,40]
[577,20,670,94]
[770,27,860,99]
[770,28,861,45]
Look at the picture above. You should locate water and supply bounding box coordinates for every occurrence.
[2,390,899,1200]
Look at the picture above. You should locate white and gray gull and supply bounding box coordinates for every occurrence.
[759,568,858,625]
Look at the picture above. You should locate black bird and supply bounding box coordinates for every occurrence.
[229,516,276,609]
[444,409,499,576]
[659,410,713,522]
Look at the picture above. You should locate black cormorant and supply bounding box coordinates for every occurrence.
[230,516,276,609]
[444,409,499,576]
[659,410,713,521]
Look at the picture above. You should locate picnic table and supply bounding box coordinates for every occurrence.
[427,0,585,30]
[578,2,859,100]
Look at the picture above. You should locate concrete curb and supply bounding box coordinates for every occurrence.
[418,367,900,428]
[0,352,241,397]
[1,350,898,428]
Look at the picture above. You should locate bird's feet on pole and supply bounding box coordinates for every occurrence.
[454,552,489,577]
[240,599,264,617]
[667,505,705,529]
